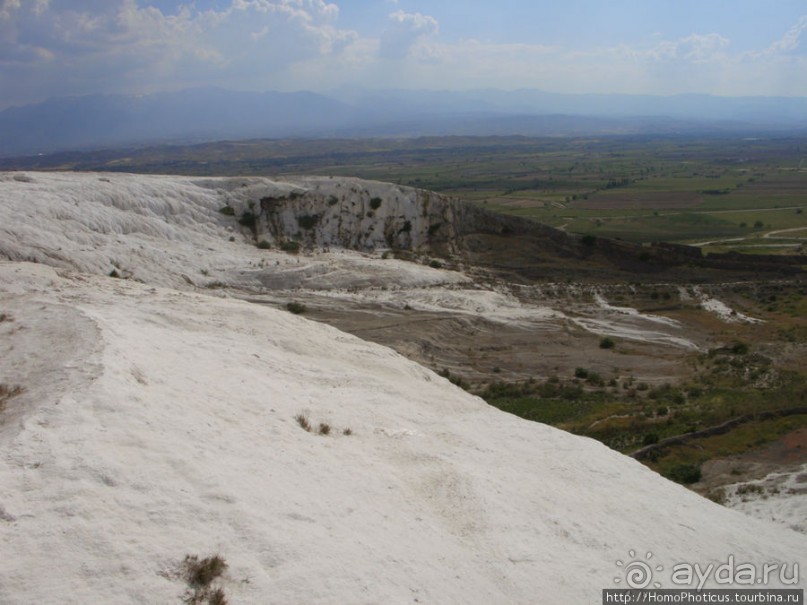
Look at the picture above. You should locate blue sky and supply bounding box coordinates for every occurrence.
[1,0,806,108]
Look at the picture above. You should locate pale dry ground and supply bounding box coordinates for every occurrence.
[276,292,700,386]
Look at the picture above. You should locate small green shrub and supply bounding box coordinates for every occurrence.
[730,341,749,355]
[218,206,235,216]
[298,214,319,230]
[256,240,272,249]
[599,337,615,349]
[574,367,589,379]
[280,241,301,253]
[286,301,307,314]
[586,371,604,387]
[238,210,257,229]
[342,428,353,436]
[666,463,702,485]
[370,197,382,210]
[642,432,660,446]
[318,423,331,436]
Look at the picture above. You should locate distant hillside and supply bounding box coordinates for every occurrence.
[0,88,355,157]
[2,87,806,157]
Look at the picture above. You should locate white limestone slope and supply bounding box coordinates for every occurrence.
[0,171,707,348]
[0,171,464,292]
[0,263,804,605]
[0,171,805,603]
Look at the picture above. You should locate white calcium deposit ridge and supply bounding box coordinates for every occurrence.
[0,172,804,603]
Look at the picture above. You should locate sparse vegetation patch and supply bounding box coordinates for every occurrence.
[665,463,702,485]
[297,214,319,230]
[0,384,23,414]
[238,210,256,230]
[286,301,307,314]
[176,554,229,605]
[295,413,351,437]
[599,337,615,349]
[295,414,312,432]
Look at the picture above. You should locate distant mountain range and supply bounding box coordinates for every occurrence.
[2,87,807,157]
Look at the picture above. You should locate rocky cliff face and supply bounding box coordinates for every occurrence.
[217,175,571,257]
[209,175,805,281]
[239,176,471,252]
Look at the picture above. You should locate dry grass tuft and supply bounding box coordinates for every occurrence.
[295,414,312,432]
[0,384,23,414]
[179,554,229,605]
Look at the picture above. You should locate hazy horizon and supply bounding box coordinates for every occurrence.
[1,0,806,111]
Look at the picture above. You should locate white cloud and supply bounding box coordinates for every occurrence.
[1,2,806,107]
[759,15,807,56]
[0,0,20,20]
[379,10,438,59]
[0,0,362,104]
